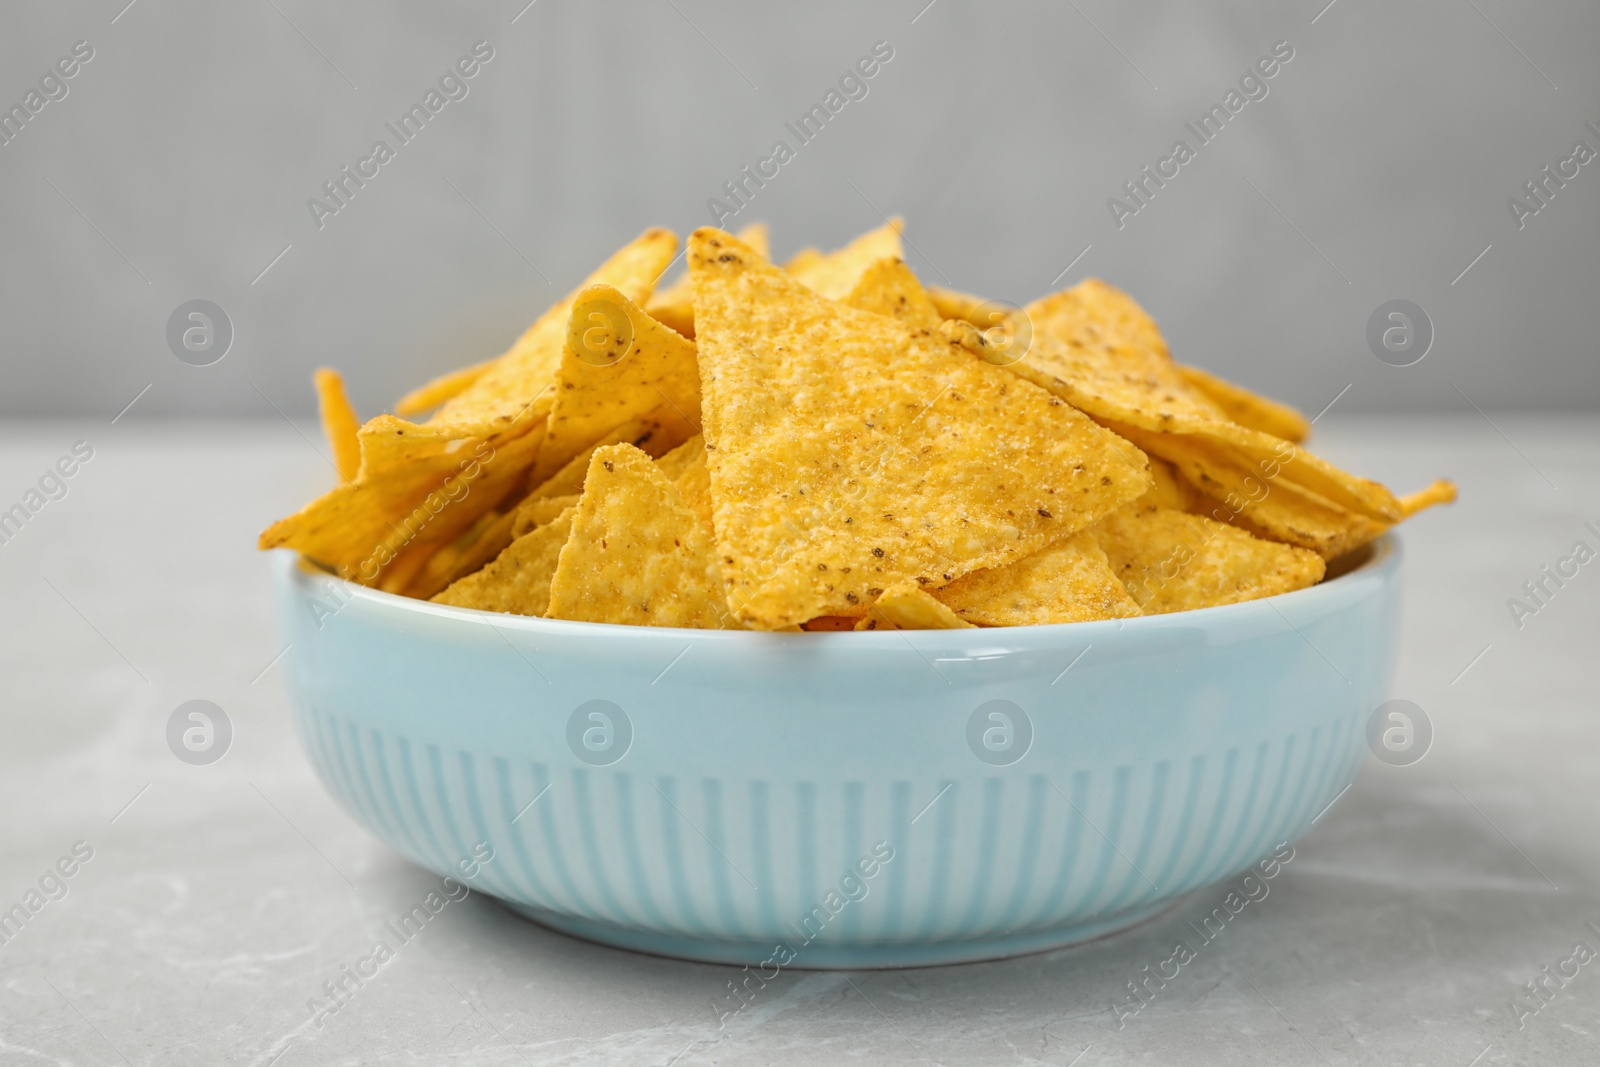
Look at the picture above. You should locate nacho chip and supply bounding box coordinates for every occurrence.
[1141,455,1207,512]
[689,227,1152,629]
[524,407,698,501]
[843,258,942,331]
[258,423,541,582]
[934,531,1141,626]
[313,369,361,482]
[1399,479,1457,517]
[856,583,975,630]
[407,506,519,600]
[545,444,735,628]
[801,615,858,631]
[426,228,678,434]
[1177,364,1311,443]
[530,285,702,484]
[785,218,904,300]
[1015,280,1399,522]
[511,493,579,538]
[926,284,991,324]
[646,223,769,339]
[393,358,496,417]
[673,449,715,533]
[433,507,574,615]
[1092,503,1325,614]
[654,434,706,483]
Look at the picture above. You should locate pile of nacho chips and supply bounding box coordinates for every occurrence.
[260,220,1454,632]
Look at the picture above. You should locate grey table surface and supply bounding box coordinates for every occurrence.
[0,414,1595,1067]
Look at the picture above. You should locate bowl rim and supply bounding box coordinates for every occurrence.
[275,533,1399,645]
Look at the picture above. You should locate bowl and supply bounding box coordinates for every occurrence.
[271,535,1399,968]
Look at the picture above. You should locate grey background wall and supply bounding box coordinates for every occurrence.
[0,0,1595,419]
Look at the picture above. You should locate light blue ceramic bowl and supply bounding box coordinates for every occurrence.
[271,536,1399,968]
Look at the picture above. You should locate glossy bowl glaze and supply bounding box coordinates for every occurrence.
[271,536,1399,967]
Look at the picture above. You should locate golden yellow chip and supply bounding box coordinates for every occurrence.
[1015,280,1399,523]
[407,507,519,600]
[1399,479,1457,517]
[530,284,702,485]
[313,369,361,483]
[545,444,736,628]
[523,406,698,501]
[392,357,495,417]
[511,493,579,538]
[926,284,991,324]
[1140,455,1206,512]
[426,228,678,434]
[1177,364,1311,443]
[433,507,575,615]
[856,583,975,630]
[801,615,857,631]
[646,223,769,339]
[1092,503,1325,614]
[785,218,904,300]
[689,227,1152,629]
[654,434,705,483]
[259,424,542,583]
[843,257,942,331]
[934,531,1141,626]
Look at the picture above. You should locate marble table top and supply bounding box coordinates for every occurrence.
[1,414,1595,1066]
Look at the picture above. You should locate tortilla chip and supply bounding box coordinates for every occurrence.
[926,285,991,323]
[426,228,678,434]
[1092,502,1325,614]
[393,358,496,417]
[689,227,1152,630]
[801,615,857,631]
[545,444,735,628]
[313,369,361,482]
[1016,280,1399,522]
[258,424,542,582]
[785,218,904,300]
[856,583,975,630]
[433,508,574,615]
[934,531,1141,626]
[530,284,702,484]
[1140,455,1206,512]
[511,493,579,538]
[646,223,769,339]
[1399,479,1457,518]
[524,407,698,501]
[1178,364,1311,443]
[654,434,705,482]
[843,258,942,331]
[407,507,519,599]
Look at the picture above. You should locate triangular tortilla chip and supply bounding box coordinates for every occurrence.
[689,227,1152,629]
[934,531,1141,626]
[1091,502,1325,614]
[313,369,361,482]
[1177,364,1310,443]
[427,228,678,434]
[523,407,698,502]
[654,434,705,483]
[511,493,578,538]
[1014,280,1398,522]
[646,223,768,339]
[545,444,735,628]
[530,285,702,484]
[785,218,904,300]
[406,506,519,600]
[433,507,574,615]
[258,423,542,582]
[843,258,942,331]
[392,357,495,417]
[856,583,975,630]
[926,284,990,323]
